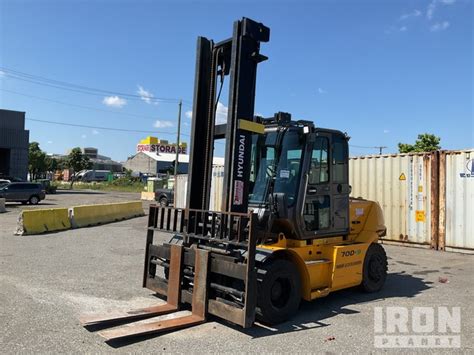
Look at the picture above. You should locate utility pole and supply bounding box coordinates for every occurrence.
[376,146,387,155]
[173,99,182,206]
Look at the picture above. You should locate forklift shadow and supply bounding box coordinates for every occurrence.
[231,271,432,339]
[102,272,432,347]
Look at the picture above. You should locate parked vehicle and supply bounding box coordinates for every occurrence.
[0,176,23,182]
[0,182,46,205]
[0,179,11,187]
[75,170,111,182]
[34,179,57,194]
[155,188,174,206]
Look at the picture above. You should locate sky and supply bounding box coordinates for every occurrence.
[0,0,472,161]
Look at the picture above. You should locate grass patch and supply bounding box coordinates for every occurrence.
[55,178,146,193]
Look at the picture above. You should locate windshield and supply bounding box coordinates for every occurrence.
[249,129,304,206]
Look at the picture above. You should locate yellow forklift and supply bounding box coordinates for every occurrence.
[80,17,387,341]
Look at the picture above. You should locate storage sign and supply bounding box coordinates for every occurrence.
[137,144,186,155]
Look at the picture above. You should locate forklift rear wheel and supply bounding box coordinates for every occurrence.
[256,258,301,325]
[361,243,387,293]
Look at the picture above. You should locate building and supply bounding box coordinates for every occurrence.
[60,147,123,173]
[123,151,224,176]
[124,136,223,175]
[0,109,29,180]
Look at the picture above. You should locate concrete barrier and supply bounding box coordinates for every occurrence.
[141,191,156,201]
[15,208,71,235]
[0,198,5,213]
[70,201,144,228]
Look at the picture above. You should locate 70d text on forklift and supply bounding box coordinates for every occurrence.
[80,17,388,341]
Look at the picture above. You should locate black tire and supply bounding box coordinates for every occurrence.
[256,258,301,325]
[361,243,388,292]
[29,195,40,205]
[159,197,168,207]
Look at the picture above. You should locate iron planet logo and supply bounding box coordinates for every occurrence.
[459,159,474,178]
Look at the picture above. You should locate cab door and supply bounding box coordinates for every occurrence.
[302,130,349,238]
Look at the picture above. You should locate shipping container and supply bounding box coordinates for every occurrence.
[175,174,187,209]
[174,151,473,253]
[349,153,436,248]
[440,150,474,252]
[174,165,224,211]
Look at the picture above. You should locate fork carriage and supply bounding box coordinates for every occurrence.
[143,205,259,329]
[80,205,260,341]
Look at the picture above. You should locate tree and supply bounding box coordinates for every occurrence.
[45,156,58,173]
[66,147,93,187]
[28,142,47,181]
[398,133,441,153]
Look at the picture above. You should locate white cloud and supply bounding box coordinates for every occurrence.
[102,95,127,108]
[81,134,87,139]
[430,21,450,32]
[0,70,5,77]
[137,85,155,104]
[183,103,228,123]
[400,9,422,20]
[427,1,437,19]
[427,0,455,20]
[216,102,228,124]
[153,120,173,128]
[399,26,408,32]
[383,129,390,134]
[92,129,99,135]
[47,140,53,144]
[318,88,327,94]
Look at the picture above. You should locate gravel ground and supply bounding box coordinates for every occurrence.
[0,190,472,353]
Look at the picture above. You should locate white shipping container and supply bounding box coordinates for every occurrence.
[350,153,435,247]
[175,174,188,209]
[442,150,474,251]
[174,165,224,211]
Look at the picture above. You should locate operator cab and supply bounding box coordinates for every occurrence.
[248,112,350,240]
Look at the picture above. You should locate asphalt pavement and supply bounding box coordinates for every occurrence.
[0,190,472,353]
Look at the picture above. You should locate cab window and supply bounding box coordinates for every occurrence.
[309,137,329,184]
[333,135,347,183]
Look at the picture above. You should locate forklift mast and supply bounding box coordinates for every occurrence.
[187,17,269,215]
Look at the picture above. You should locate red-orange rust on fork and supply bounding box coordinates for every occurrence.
[79,244,184,327]
[90,247,210,341]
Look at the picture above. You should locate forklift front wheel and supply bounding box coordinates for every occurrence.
[360,243,388,293]
[256,258,301,325]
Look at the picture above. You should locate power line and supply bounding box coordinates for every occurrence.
[349,144,380,149]
[25,116,226,146]
[0,88,164,121]
[26,117,178,136]
[1,67,192,105]
[350,144,389,154]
